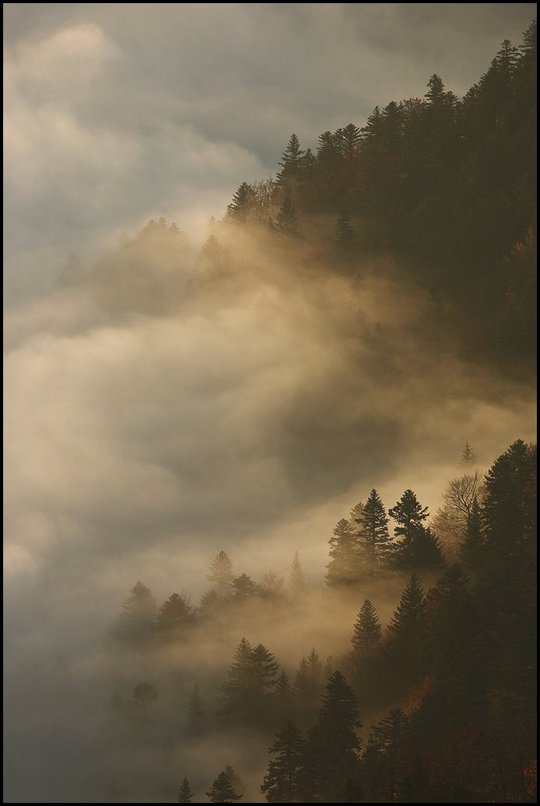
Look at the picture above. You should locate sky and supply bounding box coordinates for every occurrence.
[4,2,536,304]
[3,4,537,802]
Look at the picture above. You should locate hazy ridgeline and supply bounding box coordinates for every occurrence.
[4,15,536,805]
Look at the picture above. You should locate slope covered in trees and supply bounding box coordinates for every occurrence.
[107,439,536,803]
[220,20,536,376]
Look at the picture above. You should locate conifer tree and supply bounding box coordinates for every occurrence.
[390,491,444,569]
[326,518,360,586]
[155,593,193,635]
[231,573,259,599]
[227,182,252,222]
[351,599,382,656]
[306,671,362,801]
[459,496,484,572]
[206,766,243,803]
[277,134,305,183]
[460,442,477,466]
[276,196,300,237]
[185,684,206,738]
[356,488,392,571]
[178,777,193,803]
[261,721,306,803]
[389,490,429,537]
[288,551,306,596]
[218,638,254,723]
[251,644,280,697]
[116,580,156,641]
[208,551,234,596]
[390,573,427,637]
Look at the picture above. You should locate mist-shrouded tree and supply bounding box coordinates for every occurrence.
[231,573,260,600]
[275,670,293,722]
[355,488,392,573]
[364,709,408,802]
[275,196,300,237]
[288,551,306,597]
[208,551,234,596]
[185,683,206,738]
[327,518,360,587]
[155,593,194,636]
[115,580,156,641]
[432,469,484,560]
[218,637,254,724]
[127,682,159,726]
[251,643,280,698]
[277,133,305,184]
[227,182,252,222]
[206,766,243,803]
[304,671,362,802]
[178,777,193,803]
[260,572,285,600]
[261,720,306,803]
[460,442,478,466]
[390,490,444,569]
[389,489,429,537]
[293,649,324,726]
[390,573,427,637]
[458,496,484,573]
[351,599,382,657]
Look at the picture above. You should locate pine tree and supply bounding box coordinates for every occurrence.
[185,684,206,738]
[356,488,392,572]
[276,196,300,237]
[208,551,234,596]
[218,638,255,723]
[227,182,252,222]
[115,580,156,641]
[390,574,427,636]
[351,599,382,656]
[458,496,484,572]
[155,593,193,636]
[251,644,280,697]
[327,518,360,586]
[261,721,306,803]
[275,670,293,721]
[306,671,362,802]
[178,777,193,803]
[206,766,243,803]
[293,650,324,725]
[277,134,305,183]
[460,442,477,466]
[337,123,362,160]
[390,491,444,570]
[231,573,259,599]
[289,551,306,596]
[389,490,429,537]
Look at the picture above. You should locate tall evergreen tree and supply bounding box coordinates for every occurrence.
[327,518,360,586]
[116,580,156,641]
[218,638,255,723]
[390,573,427,637]
[206,766,243,803]
[155,593,193,636]
[261,721,306,803]
[289,551,306,596]
[356,489,392,572]
[351,599,382,656]
[305,671,362,802]
[227,182,252,222]
[178,778,193,803]
[458,496,484,573]
[208,551,234,596]
[276,196,300,237]
[277,134,305,183]
[390,491,444,569]
[251,644,280,697]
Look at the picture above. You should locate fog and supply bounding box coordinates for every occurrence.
[4,215,535,801]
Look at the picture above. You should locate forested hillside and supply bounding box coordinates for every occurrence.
[221,19,536,375]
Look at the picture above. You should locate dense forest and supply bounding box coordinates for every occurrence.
[98,20,537,805]
[110,439,536,803]
[216,19,536,376]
